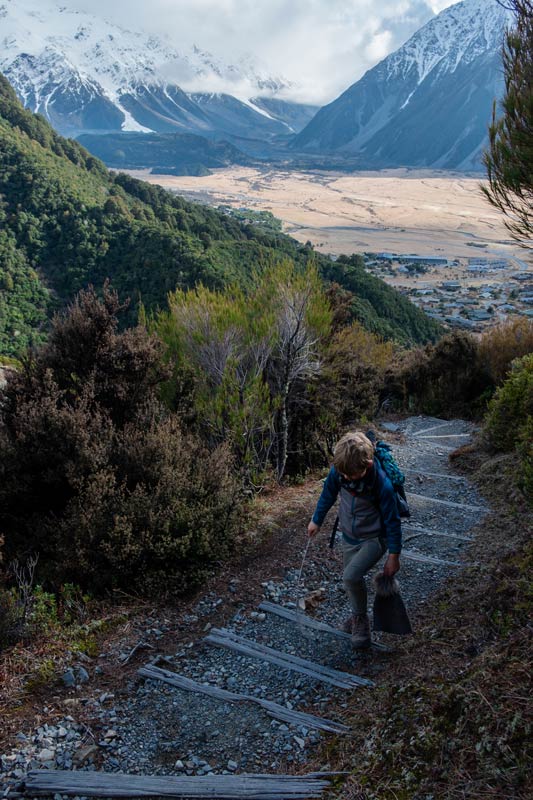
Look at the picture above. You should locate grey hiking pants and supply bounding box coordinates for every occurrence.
[342,536,386,615]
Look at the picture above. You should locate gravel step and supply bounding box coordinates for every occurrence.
[406,491,487,513]
[258,602,390,652]
[402,524,473,542]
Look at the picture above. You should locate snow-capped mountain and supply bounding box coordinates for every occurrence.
[293,0,513,170]
[0,0,317,138]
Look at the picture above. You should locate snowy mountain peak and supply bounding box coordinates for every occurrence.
[385,0,512,84]
[293,0,512,171]
[0,0,299,136]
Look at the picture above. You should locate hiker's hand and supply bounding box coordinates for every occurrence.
[307,521,320,538]
[383,554,400,577]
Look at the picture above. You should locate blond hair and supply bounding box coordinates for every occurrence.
[333,431,374,475]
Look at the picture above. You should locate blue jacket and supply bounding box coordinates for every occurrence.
[312,462,402,554]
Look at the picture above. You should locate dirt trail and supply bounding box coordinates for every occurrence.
[0,416,488,798]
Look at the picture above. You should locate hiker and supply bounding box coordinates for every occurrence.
[307,430,402,649]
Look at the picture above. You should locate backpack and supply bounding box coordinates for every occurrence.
[372,439,410,519]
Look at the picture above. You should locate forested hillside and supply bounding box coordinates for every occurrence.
[77,132,252,175]
[0,73,441,358]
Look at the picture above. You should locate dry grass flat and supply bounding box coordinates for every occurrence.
[126,167,528,265]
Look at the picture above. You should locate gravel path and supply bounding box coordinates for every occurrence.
[0,416,489,796]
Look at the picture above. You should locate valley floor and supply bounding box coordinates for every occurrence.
[126,166,533,331]
[126,167,528,266]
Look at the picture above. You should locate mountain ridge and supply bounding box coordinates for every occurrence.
[292,0,512,170]
[1,0,317,139]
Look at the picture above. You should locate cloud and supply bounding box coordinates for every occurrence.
[429,0,457,10]
[62,0,457,104]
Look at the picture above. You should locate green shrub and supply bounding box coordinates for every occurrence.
[484,353,533,503]
[24,658,57,694]
[484,353,533,451]
[46,413,241,595]
[155,261,332,483]
[0,286,244,596]
[28,586,59,632]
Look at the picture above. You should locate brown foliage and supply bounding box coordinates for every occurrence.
[319,322,393,423]
[387,331,492,418]
[287,323,393,470]
[0,286,243,596]
[479,317,533,385]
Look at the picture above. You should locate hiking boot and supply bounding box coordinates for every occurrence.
[350,613,371,649]
[341,614,354,634]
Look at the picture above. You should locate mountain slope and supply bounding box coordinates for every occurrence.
[0,0,315,139]
[0,73,441,358]
[293,0,512,170]
[77,132,252,174]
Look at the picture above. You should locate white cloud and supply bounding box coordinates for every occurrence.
[364,30,395,65]
[429,0,457,10]
[61,0,458,104]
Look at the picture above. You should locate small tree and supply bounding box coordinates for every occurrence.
[479,317,533,384]
[258,261,332,480]
[482,0,533,248]
[161,283,275,485]
[155,261,332,483]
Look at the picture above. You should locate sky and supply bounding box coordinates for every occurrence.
[66,0,459,104]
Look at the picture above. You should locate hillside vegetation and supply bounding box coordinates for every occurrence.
[0,73,441,358]
[77,131,252,175]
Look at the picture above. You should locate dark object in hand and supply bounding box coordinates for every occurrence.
[373,573,413,635]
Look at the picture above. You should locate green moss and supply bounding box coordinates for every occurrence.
[24,658,57,694]
[69,629,99,657]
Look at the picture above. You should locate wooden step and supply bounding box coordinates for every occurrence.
[402,549,465,567]
[409,421,452,436]
[402,524,473,542]
[415,433,471,440]
[205,628,373,689]
[138,664,350,733]
[258,602,390,652]
[23,769,336,798]
[407,470,469,483]
[406,492,487,512]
